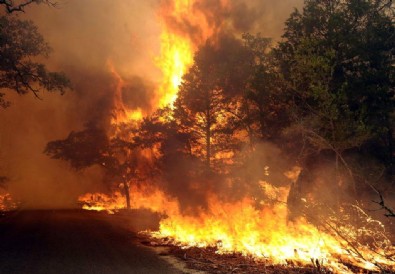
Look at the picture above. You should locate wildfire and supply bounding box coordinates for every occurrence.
[155,2,194,107]
[78,1,395,272]
[155,0,223,107]
[155,32,193,107]
[78,182,395,273]
[0,193,18,212]
[108,61,144,125]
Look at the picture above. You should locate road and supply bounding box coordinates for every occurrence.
[0,210,184,274]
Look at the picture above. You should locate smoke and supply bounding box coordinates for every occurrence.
[0,0,303,208]
[0,1,161,208]
[159,0,303,43]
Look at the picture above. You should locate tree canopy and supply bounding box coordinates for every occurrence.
[0,15,70,108]
[0,0,57,13]
[44,0,395,216]
[277,0,394,167]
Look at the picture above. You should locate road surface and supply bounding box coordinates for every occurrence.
[0,210,184,274]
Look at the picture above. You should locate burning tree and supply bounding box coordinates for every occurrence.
[174,34,253,173]
[45,122,154,209]
[42,0,395,272]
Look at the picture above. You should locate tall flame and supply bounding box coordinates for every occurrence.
[107,60,143,124]
[154,0,224,107]
[155,32,193,107]
[155,1,195,107]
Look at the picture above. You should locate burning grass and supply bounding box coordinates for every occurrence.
[151,245,331,274]
[78,183,395,273]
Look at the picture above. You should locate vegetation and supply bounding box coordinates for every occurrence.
[45,0,394,215]
[0,1,70,108]
[0,0,69,189]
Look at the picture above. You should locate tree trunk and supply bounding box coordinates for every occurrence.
[206,110,211,172]
[387,126,394,176]
[123,181,131,209]
[259,105,266,140]
[205,89,212,172]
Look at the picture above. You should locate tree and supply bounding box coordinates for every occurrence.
[174,35,253,173]
[0,13,70,108]
[0,0,57,13]
[242,33,290,143]
[277,0,394,206]
[45,123,151,209]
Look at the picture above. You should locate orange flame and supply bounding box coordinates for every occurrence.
[155,1,195,107]
[78,183,395,273]
[154,0,226,107]
[0,193,18,212]
[108,60,143,124]
[79,1,395,272]
[155,32,194,107]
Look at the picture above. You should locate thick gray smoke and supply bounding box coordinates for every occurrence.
[0,0,303,208]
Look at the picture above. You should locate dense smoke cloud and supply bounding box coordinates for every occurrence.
[0,0,303,208]
[160,0,303,44]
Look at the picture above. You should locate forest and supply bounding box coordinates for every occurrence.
[1,0,395,272]
[43,0,394,218]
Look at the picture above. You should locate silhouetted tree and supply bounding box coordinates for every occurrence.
[45,123,149,209]
[0,0,57,13]
[0,13,70,108]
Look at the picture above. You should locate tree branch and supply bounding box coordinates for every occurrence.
[371,186,395,218]
[0,0,57,13]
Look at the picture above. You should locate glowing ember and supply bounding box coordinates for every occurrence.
[78,192,125,214]
[0,193,18,212]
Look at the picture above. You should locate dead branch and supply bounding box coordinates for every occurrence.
[369,184,395,218]
[0,0,57,13]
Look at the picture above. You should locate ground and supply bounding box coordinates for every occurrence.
[0,209,185,274]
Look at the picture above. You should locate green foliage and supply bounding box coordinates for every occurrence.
[277,0,394,164]
[242,33,290,142]
[0,15,70,107]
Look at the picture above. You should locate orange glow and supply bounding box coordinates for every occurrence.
[78,1,395,272]
[78,182,395,273]
[0,193,18,211]
[107,60,144,124]
[154,0,225,107]
[155,32,194,107]
[155,1,195,107]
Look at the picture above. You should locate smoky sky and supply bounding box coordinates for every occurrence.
[0,0,303,208]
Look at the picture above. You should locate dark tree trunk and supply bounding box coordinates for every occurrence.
[206,117,211,171]
[123,181,131,209]
[258,105,266,140]
[387,127,394,176]
[205,93,211,172]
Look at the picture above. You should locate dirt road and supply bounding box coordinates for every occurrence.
[0,210,183,274]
